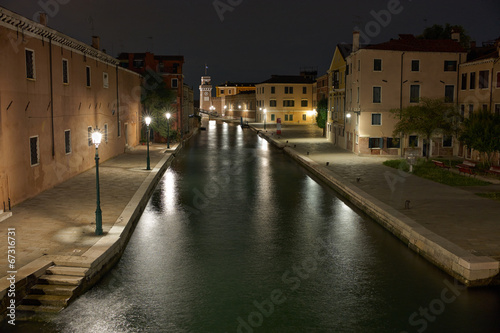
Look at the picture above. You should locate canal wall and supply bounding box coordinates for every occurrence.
[0,133,194,321]
[254,129,499,287]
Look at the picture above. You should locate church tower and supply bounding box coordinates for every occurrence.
[199,65,212,111]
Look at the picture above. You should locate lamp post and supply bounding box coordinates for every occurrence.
[92,128,103,236]
[145,116,151,170]
[263,108,267,130]
[166,112,171,149]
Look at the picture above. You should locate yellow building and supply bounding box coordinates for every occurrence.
[256,74,316,125]
[345,32,466,157]
[327,44,352,148]
[0,8,141,209]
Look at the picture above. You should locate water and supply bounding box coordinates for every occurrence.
[3,121,500,332]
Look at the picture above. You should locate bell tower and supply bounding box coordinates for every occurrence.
[199,65,212,112]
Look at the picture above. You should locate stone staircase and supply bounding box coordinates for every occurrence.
[16,265,88,319]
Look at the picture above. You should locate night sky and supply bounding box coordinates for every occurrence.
[1,0,499,97]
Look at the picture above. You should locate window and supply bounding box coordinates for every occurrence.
[303,87,307,94]
[355,134,359,144]
[171,78,178,88]
[64,130,71,154]
[442,136,453,148]
[468,104,474,117]
[285,86,293,94]
[470,72,476,89]
[289,114,294,121]
[285,115,288,121]
[271,114,275,121]
[411,60,420,72]
[88,126,93,146]
[62,59,69,84]
[479,70,489,89]
[358,60,360,71]
[387,138,400,148]
[373,59,382,71]
[103,72,109,88]
[460,104,465,120]
[410,85,420,103]
[271,86,275,94]
[301,100,308,107]
[283,100,295,107]
[104,124,108,143]
[270,100,277,107]
[371,113,382,125]
[373,87,381,103]
[262,87,265,94]
[133,59,144,68]
[409,135,419,147]
[444,60,457,71]
[118,121,121,137]
[302,114,306,121]
[86,66,91,87]
[482,104,488,111]
[445,85,454,102]
[461,73,467,90]
[25,49,35,79]
[346,65,349,75]
[368,138,383,149]
[30,136,39,166]
[357,87,359,103]
[495,104,500,116]
[496,72,500,88]
[220,89,224,94]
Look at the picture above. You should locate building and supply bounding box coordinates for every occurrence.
[0,8,141,209]
[199,75,213,112]
[215,81,255,116]
[326,44,352,147]
[182,84,196,133]
[457,38,500,162]
[223,91,256,122]
[256,73,316,125]
[345,32,466,156]
[118,53,187,135]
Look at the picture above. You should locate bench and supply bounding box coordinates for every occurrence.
[488,166,500,176]
[456,160,477,169]
[432,160,450,170]
[458,167,476,177]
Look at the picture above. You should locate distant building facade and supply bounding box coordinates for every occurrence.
[327,43,351,148]
[256,74,316,125]
[458,39,500,163]
[223,91,256,122]
[118,53,187,135]
[0,8,141,208]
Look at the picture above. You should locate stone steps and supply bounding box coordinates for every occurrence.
[16,265,87,318]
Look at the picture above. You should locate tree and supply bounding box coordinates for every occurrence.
[390,98,458,160]
[141,75,176,140]
[316,98,328,137]
[460,110,500,167]
[418,23,471,48]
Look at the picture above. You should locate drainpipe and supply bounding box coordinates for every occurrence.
[49,37,55,157]
[399,51,405,157]
[116,64,120,137]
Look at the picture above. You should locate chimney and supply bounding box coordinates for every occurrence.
[353,31,360,52]
[39,13,47,26]
[91,36,100,50]
[451,29,460,43]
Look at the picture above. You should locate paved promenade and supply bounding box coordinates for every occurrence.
[0,143,175,278]
[252,123,500,285]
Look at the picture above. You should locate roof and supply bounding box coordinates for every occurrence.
[260,75,315,84]
[117,53,184,62]
[217,81,255,87]
[364,34,466,53]
[338,43,352,59]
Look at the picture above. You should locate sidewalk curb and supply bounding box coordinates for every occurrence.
[254,127,499,286]
[0,140,186,320]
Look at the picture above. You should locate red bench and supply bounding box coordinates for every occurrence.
[458,167,476,177]
[456,160,477,169]
[432,160,450,170]
[488,166,500,176]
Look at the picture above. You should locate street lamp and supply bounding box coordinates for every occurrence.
[166,112,171,149]
[145,116,151,170]
[263,108,267,130]
[92,128,103,236]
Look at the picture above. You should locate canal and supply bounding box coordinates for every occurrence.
[4,121,500,332]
